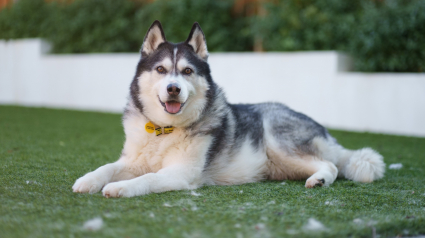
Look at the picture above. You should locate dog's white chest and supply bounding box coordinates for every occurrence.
[131,129,189,173]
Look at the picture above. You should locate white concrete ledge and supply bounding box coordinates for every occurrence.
[1,39,424,137]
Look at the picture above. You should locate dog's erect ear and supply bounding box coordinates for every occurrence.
[141,20,166,56]
[185,22,208,60]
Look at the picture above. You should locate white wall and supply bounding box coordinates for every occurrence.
[1,39,424,137]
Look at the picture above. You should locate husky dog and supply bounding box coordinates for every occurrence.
[73,21,385,198]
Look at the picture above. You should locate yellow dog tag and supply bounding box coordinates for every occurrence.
[145,122,155,133]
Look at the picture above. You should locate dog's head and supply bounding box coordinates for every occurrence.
[131,20,215,127]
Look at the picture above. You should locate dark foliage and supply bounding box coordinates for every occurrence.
[0,0,423,72]
[0,0,251,53]
[348,0,425,72]
[253,0,363,51]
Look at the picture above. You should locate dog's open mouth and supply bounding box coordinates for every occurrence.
[158,96,185,114]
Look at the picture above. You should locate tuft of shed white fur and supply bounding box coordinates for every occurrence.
[190,191,201,196]
[304,218,326,231]
[389,163,403,170]
[83,217,103,231]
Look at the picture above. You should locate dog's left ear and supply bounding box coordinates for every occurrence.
[185,22,208,61]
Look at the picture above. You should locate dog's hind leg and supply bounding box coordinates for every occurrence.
[266,150,338,187]
[312,137,385,183]
[304,159,338,188]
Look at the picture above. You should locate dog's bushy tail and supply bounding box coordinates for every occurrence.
[314,137,385,182]
[339,148,385,182]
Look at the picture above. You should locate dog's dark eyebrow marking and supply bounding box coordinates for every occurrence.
[175,43,210,77]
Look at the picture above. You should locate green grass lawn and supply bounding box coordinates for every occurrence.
[1,105,424,238]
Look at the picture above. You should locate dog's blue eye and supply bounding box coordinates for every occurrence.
[183,68,193,75]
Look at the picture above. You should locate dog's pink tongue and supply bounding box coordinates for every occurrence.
[165,101,181,113]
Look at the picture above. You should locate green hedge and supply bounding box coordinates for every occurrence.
[348,0,425,72]
[0,0,251,53]
[0,0,54,39]
[0,0,424,72]
[0,0,140,53]
[134,0,252,52]
[253,0,363,51]
[48,0,141,53]
[255,0,425,72]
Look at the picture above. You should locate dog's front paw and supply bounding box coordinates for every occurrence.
[102,180,149,198]
[102,181,132,198]
[305,177,325,188]
[72,173,106,194]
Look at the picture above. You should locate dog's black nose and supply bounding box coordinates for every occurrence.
[167,83,181,96]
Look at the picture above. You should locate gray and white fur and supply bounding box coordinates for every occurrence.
[73,21,385,198]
